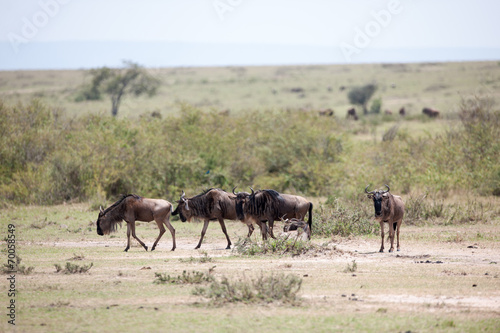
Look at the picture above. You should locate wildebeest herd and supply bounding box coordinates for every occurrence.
[96,185,404,253]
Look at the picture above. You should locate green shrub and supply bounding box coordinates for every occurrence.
[348,84,377,114]
[2,255,34,275]
[344,260,357,273]
[233,237,313,256]
[54,262,93,274]
[154,269,214,285]
[192,272,302,306]
[0,96,498,206]
[314,199,375,237]
[370,97,382,114]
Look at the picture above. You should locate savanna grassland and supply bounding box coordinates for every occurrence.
[1,61,500,332]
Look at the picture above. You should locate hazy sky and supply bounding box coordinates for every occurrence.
[1,0,499,69]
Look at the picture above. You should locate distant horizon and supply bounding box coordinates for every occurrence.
[2,1,499,71]
[1,40,499,71]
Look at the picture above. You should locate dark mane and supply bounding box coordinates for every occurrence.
[102,194,141,216]
[247,189,283,217]
[260,189,281,200]
[187,190,219,217]
[98,194,141,234]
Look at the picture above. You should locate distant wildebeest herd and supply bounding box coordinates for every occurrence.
[319,106,438,120]
[96,185,404,253]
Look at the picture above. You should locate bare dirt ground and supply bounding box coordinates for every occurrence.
[31,223,500,313]
[7,222,500,332]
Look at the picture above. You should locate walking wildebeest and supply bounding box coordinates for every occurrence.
[233,188,313,240]
[96,194,176,252]
[172,188,253,249]
[422,107,440,118]
[365,185,405,253]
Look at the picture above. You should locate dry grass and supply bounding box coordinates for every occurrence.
[2,204,499,332]
[1,61,499,118]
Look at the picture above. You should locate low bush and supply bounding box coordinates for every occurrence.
[344,260,357,273]
[314,198,375,237]
[154,269,214,285]
[54,262,93,274]
[2,255,34,275]
[233,237,313,256]
[192,272,302,306]
[0,96,498,207]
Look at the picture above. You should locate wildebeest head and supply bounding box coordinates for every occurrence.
[232,187,254,220]
[96,205,120,236]
[365,184,390,218]
[96,206,105,235]
[172,191,191,222]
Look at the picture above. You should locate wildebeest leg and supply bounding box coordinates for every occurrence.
[151,212,176,251]
[247,224,255,238]
[268,219,277,239]
[395,221,401,251]
[379,221,384,252]
[165,219,176,251]
[151,220,165,251]
[125,223,131,252]
[258,221,268,240]
[129,221,148,251]
[195,219,210,249]
[388,221,396,253]
[217,217,232,250]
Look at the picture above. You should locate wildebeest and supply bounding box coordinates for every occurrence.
[233,188,313,240]
[319,108,334,116]
[347,107,358,120]
[172,188,249,249]
[290,87,304,93]
[422,107,440,118]
[96,194,176,252]
[399,107,406,116]
[282,217,311,240]
[365,185,405,253]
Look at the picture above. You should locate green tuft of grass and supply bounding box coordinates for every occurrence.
[54,262,93,274]
[232,237,313,256]
[2,255,35,275]
[154,268,215,285]
[315,199,375,237]
[192,272,302,306]
[344,260,358,273]
[178,252,214,263]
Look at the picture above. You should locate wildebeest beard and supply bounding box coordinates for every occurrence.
[373,193,383,217]
[96,195,134,235]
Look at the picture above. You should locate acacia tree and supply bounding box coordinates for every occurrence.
[348,84,377,115]
[80,61,160,116]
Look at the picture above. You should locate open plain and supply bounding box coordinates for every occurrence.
[1,203,499,332]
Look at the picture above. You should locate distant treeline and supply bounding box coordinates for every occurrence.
[0,97,498,206]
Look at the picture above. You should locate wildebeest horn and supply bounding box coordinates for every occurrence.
[232,186,237,195]
[249,187,255,196]
[383,184,390,193]
[180,190,186,200]
[99,206,104,213]
[365,185,375,194]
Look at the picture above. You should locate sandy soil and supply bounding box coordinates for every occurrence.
[31,224,500,316]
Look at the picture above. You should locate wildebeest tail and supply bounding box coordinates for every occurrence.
[307,202,313,235]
